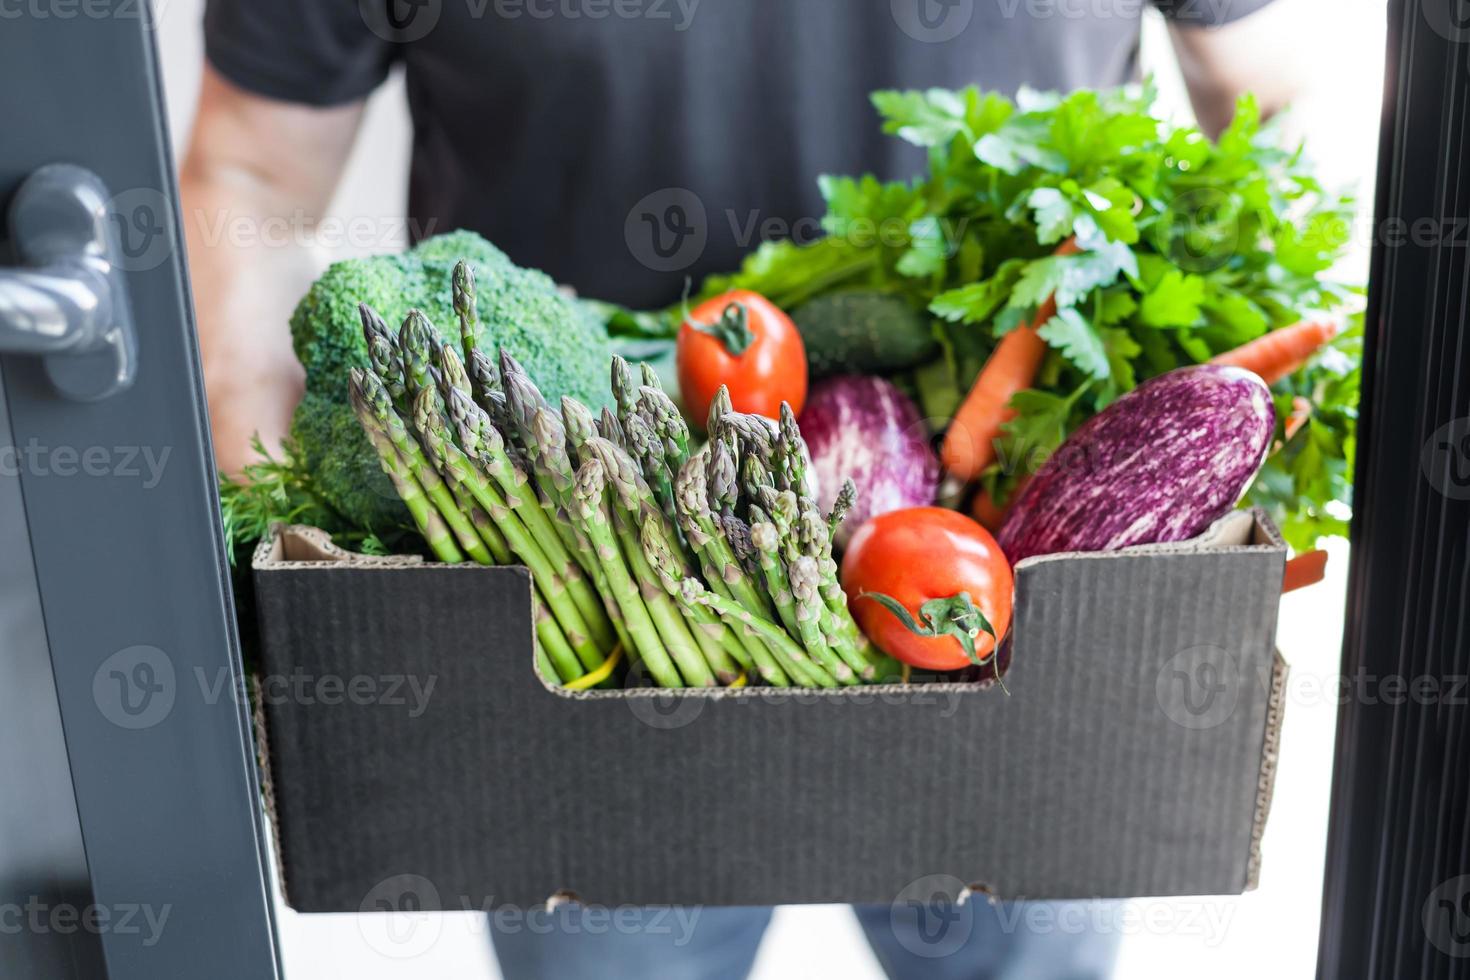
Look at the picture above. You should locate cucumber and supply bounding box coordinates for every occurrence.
[790,291,938,377]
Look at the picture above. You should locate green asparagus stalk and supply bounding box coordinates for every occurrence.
[560,395,598,460]
[572,459,683,688]
[452,260,479,360]
[357,368,493,565]
[705,385,732,441]
[827,478,857,539]
[674,457,773,618]
[681,579,839,690]
[610,355,638,432]
[360,304,408,410]
[789,555,857,685]
[598,406,626,449]
[707,437,740,518]
[533,593,585,684]
[748,514,836,688]
[639,384,690,472]
[349,372,465,563]
[583,437,717,688]
[672,459,791,687]
[625,414,676,519]
[797,503,880,681]
[638,361,663,394]
[640,521,745,684]
[775,402,806,494]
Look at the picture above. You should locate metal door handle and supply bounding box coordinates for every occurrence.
[0,164,138,401]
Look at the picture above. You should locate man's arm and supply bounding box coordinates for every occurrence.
[1167,0,1314,137]
[181,67,366,476]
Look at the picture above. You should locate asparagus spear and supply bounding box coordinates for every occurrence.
[451,260,479,360]
[356,368,493,565]
[349,373,465,563]
[561,395,598,460]
[797,503,879,681]
[747,516,833,687]
[673,458,773,618]
[572,459,683,688]
[640,521,745,684]
[582,437,716,688]
[598,406,626,449]
[533,593,585,685]
[789,556,857,685]
[638,361,663,394]
[705,385,732,441]
[639,384,690,472]
[360,304,408,410]
[827,478,857,539]
[625,413,675,519]
[707,437,740,518]
[681,579,839,690]
[610,355,638,432]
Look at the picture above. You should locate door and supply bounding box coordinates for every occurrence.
[0,10,280,980]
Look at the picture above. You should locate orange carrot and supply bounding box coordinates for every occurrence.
[942,238,1080,481]
[1211,318,1338,386]
[1283,395,1312,443]
[1282,550,1329,594]
[971,472,1033,532]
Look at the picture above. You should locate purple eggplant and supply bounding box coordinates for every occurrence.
[798,376,940,547]
[997,365,1275,563]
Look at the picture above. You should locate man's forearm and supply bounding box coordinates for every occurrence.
[1170,0,1314,138]
[182,164,316,477]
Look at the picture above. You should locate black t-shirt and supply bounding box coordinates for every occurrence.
[204,0,1272,308]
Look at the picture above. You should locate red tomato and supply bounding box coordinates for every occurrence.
[841,507,1013,672]
[677,289,807,426]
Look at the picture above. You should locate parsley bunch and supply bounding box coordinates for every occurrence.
[698,83,1359,549]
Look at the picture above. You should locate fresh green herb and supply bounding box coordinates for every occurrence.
[694,82,1359,546]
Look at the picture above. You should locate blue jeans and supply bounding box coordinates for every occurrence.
[491,902,1121,980]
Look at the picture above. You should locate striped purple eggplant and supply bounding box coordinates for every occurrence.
[997,365,1275,564]
[798,376,940,547]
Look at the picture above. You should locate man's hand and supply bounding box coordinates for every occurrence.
[1168,0,1315,137]
[181,67,366,477]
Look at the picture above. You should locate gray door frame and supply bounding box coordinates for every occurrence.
[0,7,281,979]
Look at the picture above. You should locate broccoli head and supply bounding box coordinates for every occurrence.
[290,230,615,529]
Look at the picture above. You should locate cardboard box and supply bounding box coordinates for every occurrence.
[251,510,1287,913]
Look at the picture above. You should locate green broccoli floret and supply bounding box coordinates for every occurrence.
[290,230,615,529]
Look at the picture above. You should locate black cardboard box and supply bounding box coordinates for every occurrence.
[251,509,1287,912]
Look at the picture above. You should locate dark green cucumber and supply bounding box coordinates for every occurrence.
[790,291,938,377]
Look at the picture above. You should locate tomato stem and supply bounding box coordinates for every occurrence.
[690,302,756,356]
[858,590,999,669]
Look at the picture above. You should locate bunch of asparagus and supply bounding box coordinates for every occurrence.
[348,260,896,689]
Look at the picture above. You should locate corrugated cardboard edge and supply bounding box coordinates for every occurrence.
[1246,650,1290,891]
[249,673,290,902]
